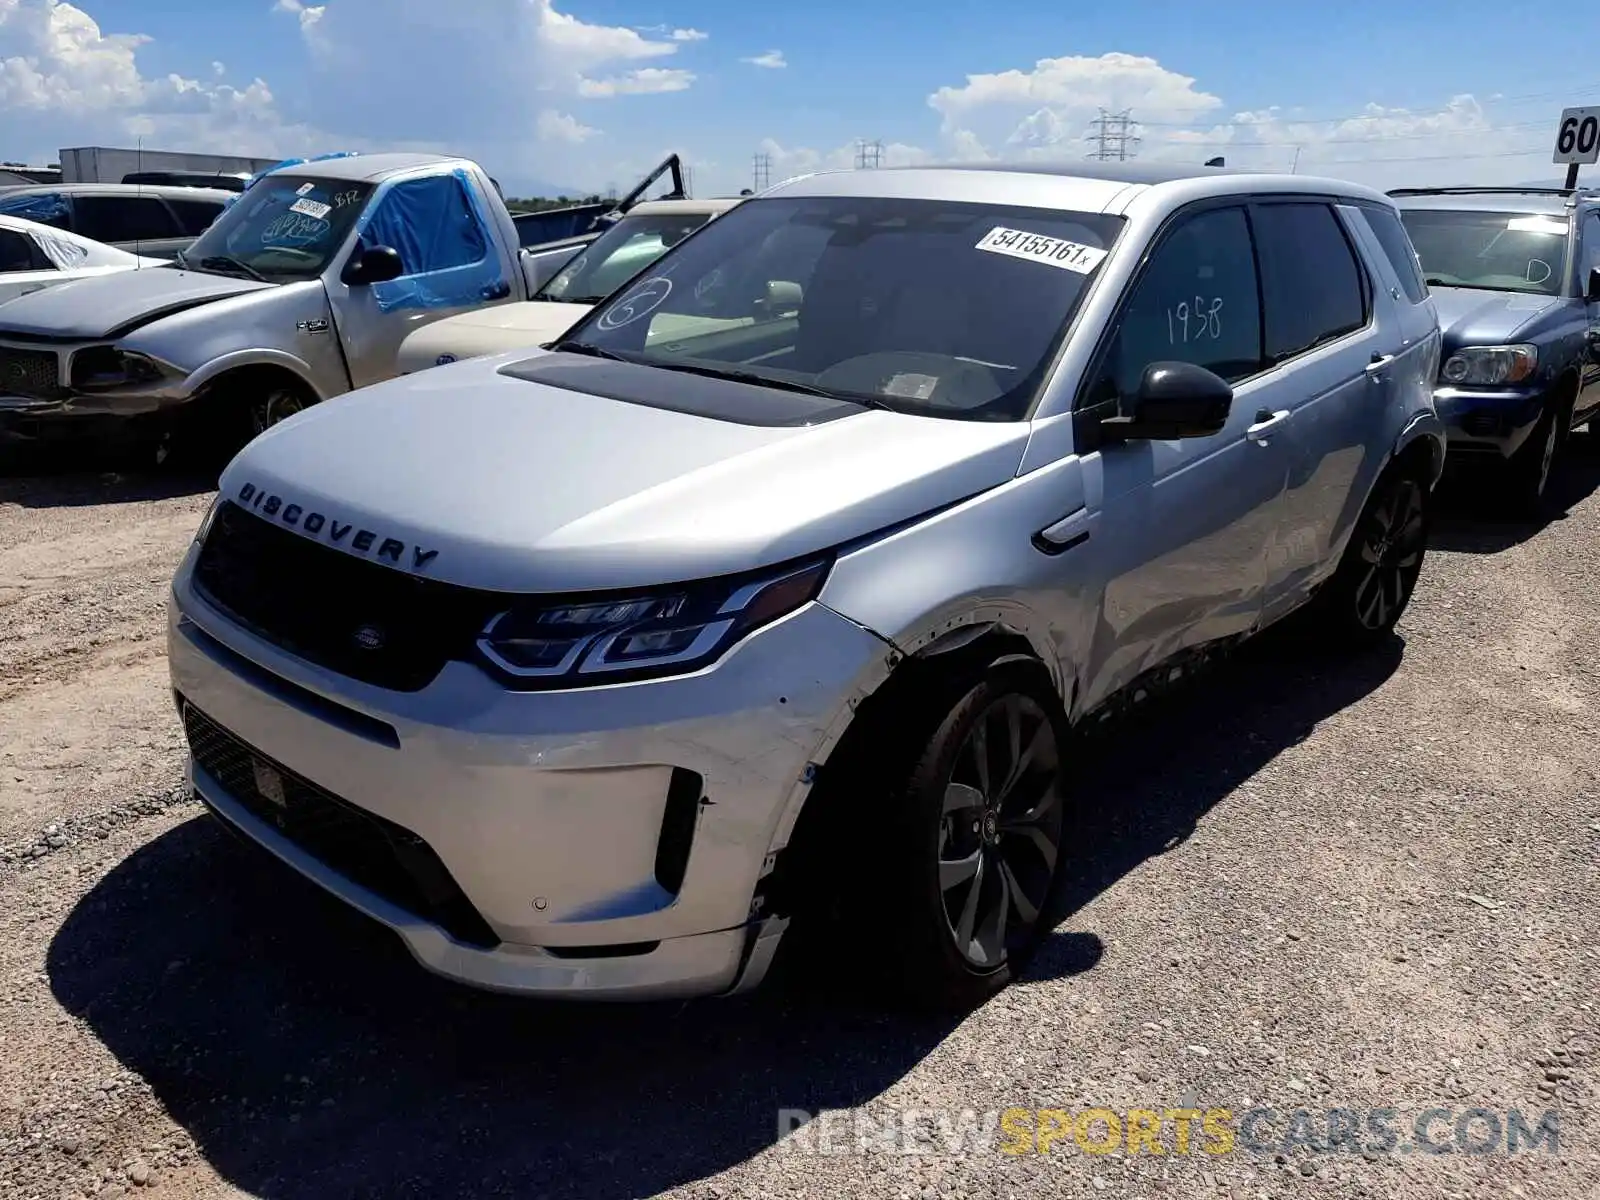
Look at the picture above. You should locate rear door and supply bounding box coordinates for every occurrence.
[1252,200,1400,622]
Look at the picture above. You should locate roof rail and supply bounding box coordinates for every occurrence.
[1387,185,1597,199]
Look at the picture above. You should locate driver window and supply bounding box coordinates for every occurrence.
[1083,206,1262,407]
[358,175,488,279]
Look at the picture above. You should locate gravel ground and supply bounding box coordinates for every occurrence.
[1,450,1598,1200]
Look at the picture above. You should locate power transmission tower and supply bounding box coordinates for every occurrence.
[1084,109,1140,161]
[752,151,771,192]
[854,139,884,169]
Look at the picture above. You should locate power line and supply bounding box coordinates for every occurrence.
[1131,81,1600,129]
[1143,117,1556,150]
[1085,108,1140,160]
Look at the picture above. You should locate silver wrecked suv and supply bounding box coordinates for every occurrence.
[167,163,1446,1009]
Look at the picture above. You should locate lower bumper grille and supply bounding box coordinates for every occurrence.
[1457,412,1503,438]
[182,701,500,949]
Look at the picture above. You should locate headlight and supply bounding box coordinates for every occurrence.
[1439,344,1538,387]
[71,347,166,392]
[477,558,831,687]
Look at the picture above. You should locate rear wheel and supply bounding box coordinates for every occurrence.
[1307,465,1431,646]
[878,661,1071,1010]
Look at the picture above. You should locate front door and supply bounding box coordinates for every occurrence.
[328,172,514,389]
[1075,203,1290,713]
[1578,211,1600,425]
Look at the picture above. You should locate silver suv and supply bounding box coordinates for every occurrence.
[168,163,1446,1008]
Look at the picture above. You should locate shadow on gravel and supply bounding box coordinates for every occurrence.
[44,626,1398,1199]
[1051,628,1405,925]
[0,466,214,510]
[1429,430,1600,553]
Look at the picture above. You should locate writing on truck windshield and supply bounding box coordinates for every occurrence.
[1399,209,1571,296]
[180,176,374,282]
[558,197,1125,421]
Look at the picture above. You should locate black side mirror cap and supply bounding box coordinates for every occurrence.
[342,244,405,287]
[1100,361,1234,441]
[1587,266,1600,303]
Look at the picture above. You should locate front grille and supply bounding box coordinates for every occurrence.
[183,702,500,948]
[193,501,500,692]
[0,348,61,398]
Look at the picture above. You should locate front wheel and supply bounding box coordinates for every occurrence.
[1308,466,1431,646]
[880,662,1071,1010]
[1504,396,1568,516]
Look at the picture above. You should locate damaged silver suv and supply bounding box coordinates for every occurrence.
[168,163,1445,1008]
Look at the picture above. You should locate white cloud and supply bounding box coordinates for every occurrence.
[211,60,225,76]
[669,27,707,42]
[536,109,597,144]
[577,67,694,98]
[272,0,324,36]
[741,50,786,70]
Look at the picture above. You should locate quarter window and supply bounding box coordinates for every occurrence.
[1253,203,1368,364]
[1362,205,1429,304]
[1085,205,1263,405]
[168,198,226,238]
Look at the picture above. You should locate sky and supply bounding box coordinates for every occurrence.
[0,0,1596,198]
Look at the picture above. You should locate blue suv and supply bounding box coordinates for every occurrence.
[1391,186,1600,514]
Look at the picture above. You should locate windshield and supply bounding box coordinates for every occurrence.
[536,210,719,303]
[181,175,375,281]
[1399,208,1571,295]
[559,196,1124,421]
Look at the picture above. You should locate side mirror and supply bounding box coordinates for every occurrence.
[342,244,404,287]
[1587,266,1600,303]
[1100,361,1234,441]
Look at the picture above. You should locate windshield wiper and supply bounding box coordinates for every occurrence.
[547,339,635,361]
[642,360,891,407]
[197,255,267,282]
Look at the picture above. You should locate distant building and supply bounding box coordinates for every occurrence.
[57,146,278,185]
[0,164,63,187]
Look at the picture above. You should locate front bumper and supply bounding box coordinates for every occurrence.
[167,551,890,999]
[1432,385,1545,459]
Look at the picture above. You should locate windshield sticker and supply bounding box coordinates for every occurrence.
[883,372,940,400]
[296,182,316,197]
[597,276,673,330]
[261,211,330,247]
[290,197,332,220]
[333,189,363,209]
[1505,216,1568,237]
[976,226,1108,274]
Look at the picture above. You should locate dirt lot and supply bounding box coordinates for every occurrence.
[2,454,1598,1200]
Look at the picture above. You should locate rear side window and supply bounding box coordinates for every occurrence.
[0,229,40,272]
[1362,205,1428,303]
[73,196,181,244]
[1084,205,1263,404]
[168,198,225,237]
[1253,203,1368,365]
[1584,212,1600,276]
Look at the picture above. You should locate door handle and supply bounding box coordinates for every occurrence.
[1245,409,1291,443]
[1365,353,1394,378]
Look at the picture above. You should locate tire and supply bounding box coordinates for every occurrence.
[1504,395,1568,517]
[153,378,316,475]
[1307,464,1431,647]
[875,660,1072,1011]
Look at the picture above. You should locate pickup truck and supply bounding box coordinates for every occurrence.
[395,196,741,373]
[1392,185,1600,514]
[0,151,688,462]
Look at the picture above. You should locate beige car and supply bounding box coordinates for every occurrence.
[394,197,741,373]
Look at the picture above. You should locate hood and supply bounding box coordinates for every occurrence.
[0,266,274,340]
[394,302,589,373]
[221,351,1029,593]
[1429,286,1563,348]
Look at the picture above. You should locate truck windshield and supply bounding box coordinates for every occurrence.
[558,196,1124,421]
[1399,208,1571,295]
[181,176,375,282]
[535,210,719,304]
